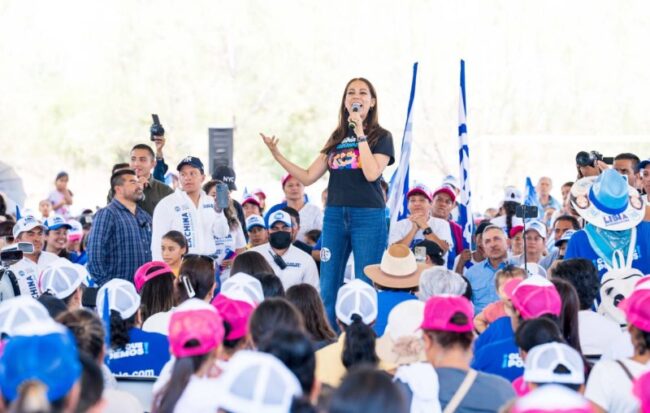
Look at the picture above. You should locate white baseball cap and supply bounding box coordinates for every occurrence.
[245,215,266,232]
[523,342,585,385]
[221,272,264,306]
[376,300,426,365]
[504,186,524,204]
[335,279,378,325]
[0,295,51,337]
[39,258,84,299]
[525,220,547,239]
[96,279,141,319]
[12,216,46,239]
[268,210,292,228]
[215,350,302,413]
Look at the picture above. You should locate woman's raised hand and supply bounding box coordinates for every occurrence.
[260,133,281,157]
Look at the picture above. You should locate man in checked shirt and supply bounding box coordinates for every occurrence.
[88,169,152,286]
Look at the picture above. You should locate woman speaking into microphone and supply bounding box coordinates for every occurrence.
[261,77,394,325]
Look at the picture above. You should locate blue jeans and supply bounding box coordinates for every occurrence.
[319,206,387,329]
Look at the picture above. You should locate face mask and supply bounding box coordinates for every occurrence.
[269,231,292,249]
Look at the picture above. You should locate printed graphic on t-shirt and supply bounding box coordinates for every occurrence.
[328,137,361,170]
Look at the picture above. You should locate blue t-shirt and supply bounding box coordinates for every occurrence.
[107,327,170,377]
[472,337,523,382]
[473,316,513,354]
[374,291,417,337]
[564,222,650,278]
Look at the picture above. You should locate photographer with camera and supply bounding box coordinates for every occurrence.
[107,144,173,216]
[8,216,59,298]
[575,150,613,179]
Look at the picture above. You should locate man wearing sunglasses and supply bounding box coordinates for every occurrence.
[251,210,318,291]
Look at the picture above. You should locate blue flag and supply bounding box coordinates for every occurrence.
[387,62,418,229]
[524,177,538,206]
[457,60,473,249]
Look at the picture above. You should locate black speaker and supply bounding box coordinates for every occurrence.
[208,127,234,175]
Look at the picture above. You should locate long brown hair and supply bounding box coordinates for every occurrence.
[321,77,388,154]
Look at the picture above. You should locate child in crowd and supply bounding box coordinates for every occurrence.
[48,171,74,218]
[160,230,188,276]
[474,265,526,333]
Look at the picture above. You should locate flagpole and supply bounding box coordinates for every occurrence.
[458,60,474,249]
[387,62,419,231]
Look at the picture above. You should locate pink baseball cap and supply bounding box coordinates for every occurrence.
[242,196,261,208]
[252,188,267,200]
[509,225,525,239]
[619,281,650,332]
[432,186,456,203]
[212,294,255,340]
[506,276,561,320]
[421,295,474,333]
[169,299,225,358]
[406,184,432,202]
[134,261,173,293]
[281,174,293,187]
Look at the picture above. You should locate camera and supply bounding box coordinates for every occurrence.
[150,114,165,141]
[576,151,614,168]
[515,205,539,219]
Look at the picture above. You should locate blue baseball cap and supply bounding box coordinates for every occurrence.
[0,321,81,402]
[177,156,204,174]
[555,230,577,247]
[246,215,266,232]
[44,215,72,231]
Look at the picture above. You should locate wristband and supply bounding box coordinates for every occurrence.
[357,135,368,143]
[422,227,433,235]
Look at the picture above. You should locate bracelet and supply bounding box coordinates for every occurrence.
[357,135,368,143]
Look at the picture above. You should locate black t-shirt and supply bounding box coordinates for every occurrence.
[326,132,395,208]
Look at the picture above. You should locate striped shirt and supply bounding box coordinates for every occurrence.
[88,199,152,286]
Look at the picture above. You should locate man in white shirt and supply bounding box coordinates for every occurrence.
[10,216,59,297]
[151,156,228,260]
[251,210,319,291]
[388,184,452,265]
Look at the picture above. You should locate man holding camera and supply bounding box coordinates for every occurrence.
[107,143,173,216]
[251,210,319,291]
[8,216,59,297]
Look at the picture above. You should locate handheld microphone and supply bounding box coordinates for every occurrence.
[348,103,361,129]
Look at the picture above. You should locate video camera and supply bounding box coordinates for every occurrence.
[576,151,614,168]
[0,243,33,302]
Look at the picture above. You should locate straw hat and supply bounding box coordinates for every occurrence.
[364,244,427,289]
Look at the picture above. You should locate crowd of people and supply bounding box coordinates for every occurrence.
[0,77,649,413]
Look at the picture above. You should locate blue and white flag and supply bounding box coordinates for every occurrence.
[457,60,473,249]
[524,177,538,206]
[387,63,418,230]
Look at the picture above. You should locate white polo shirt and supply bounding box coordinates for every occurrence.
[251,243,319,291]
[297,203,323,243]
[388,216,453,265]
[9,251,59,298]
[151,189,229,260]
